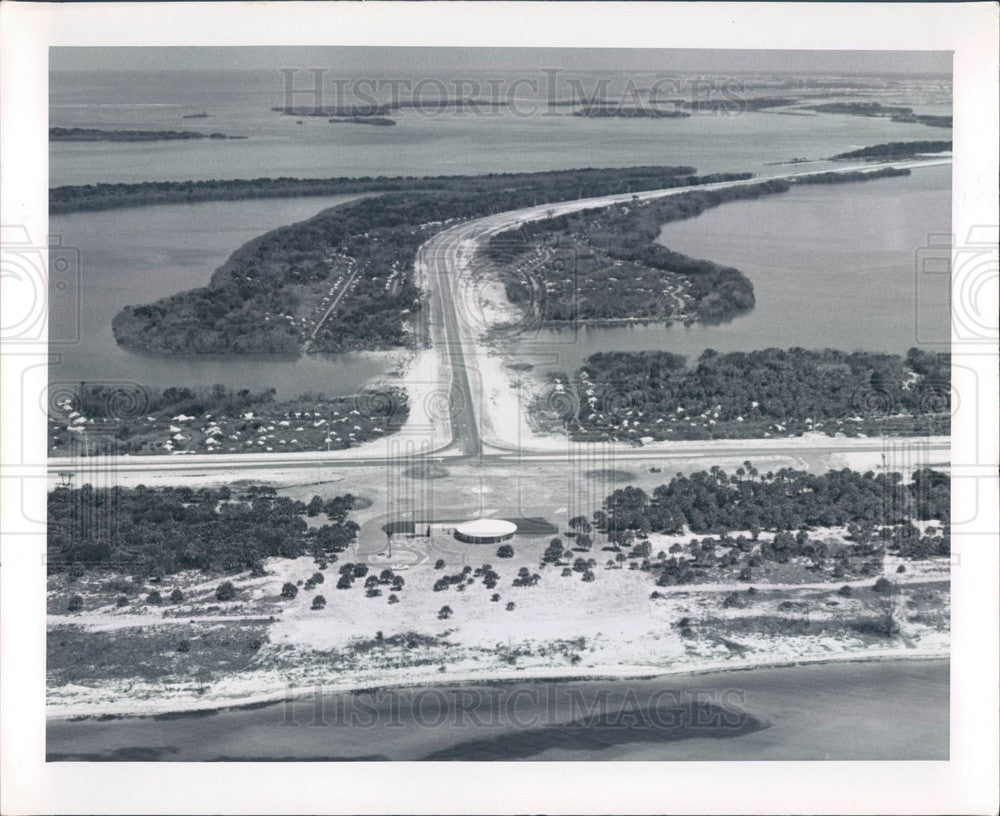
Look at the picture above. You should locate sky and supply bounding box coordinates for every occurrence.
[51,46,952,77]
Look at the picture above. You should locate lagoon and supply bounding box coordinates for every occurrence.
[509,164,950,375]
[49,195,397,400]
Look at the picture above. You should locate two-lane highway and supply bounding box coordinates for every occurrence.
[416,227,485,456]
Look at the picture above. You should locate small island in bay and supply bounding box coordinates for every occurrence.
[806,102,952,129]
[676,96,799,112]
[572,106,690,119]
[50,127,247,142]
[275,104,393,117]
[832,140,952,161]
[328,116,396,126]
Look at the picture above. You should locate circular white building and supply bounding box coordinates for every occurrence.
[453,518,517,544]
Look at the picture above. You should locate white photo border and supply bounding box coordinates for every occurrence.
[1,2,997,814]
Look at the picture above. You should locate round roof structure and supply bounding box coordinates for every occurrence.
[454,518,517,538]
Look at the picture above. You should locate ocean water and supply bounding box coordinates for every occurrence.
[46,658,948,761]
[50,69,951,186]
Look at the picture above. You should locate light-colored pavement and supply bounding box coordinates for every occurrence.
[40,435,951,479]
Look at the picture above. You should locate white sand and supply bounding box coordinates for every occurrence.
[48,547,950,718]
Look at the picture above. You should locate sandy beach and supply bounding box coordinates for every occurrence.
[47,540,950,720]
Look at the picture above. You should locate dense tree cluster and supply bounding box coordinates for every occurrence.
[433,565,474,592]
[51,165,701,214]
[112,197,423,354]
[47,485,358,575]
[675,96,798,112]
[794,167,911,185]
[832,141,951,161]
[433,563,499,592]
[494,242,699,322]
[71,382,276,420]
[808,102,917,117]
[512,567,541,587]
[580,466,949,586]
[49,384,408,456]
[553,347,949,442]
[596,466,949,537]
[806,103,951,129]
[488,179,779,321]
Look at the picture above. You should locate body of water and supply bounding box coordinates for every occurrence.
[49,195,397,400]
[46,658,948,761]
[50,69,950,186]
[509,164,951,374]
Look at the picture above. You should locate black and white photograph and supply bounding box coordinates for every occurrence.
[0,2,997,814]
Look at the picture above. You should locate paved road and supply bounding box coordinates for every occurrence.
[416,230,484,455]
[41,436,950,477]
[303,265,359,351]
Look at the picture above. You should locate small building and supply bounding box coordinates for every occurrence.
[453,518,517,545]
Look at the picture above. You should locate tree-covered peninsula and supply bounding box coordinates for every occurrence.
[51,165,702,213]
[486,166,910,324]
[111,166,743,356]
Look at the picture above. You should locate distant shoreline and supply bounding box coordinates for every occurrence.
[328,116,396,126]
[50,127,247,142]
[49,164,700,214]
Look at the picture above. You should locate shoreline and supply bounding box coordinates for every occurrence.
[47,647,948,722]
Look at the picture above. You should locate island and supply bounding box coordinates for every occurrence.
[274,98,508,118]
[50,164,697,213]
[485,166,910,325]
[832,140,952,161]
[572,106,690,118]
[108,165,911,357]
[806,102,952,129]
[666,96,799,112]
[50,127,247,142]
[328,116,396,126]
[274,104,393,117]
